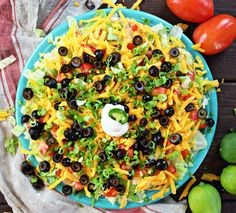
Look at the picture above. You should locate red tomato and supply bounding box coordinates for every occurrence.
[199,123,208,129]
[188,72,195,81]
[120,161,132,171]
[81,44,96,53]
[146,50,153,59]
[152,87,168,95]
[135,166,147,177]
[127,148,134,158]
[56,169,62,177]
[166,140,172,147]
[87,45,96,53]
[182,94,192,101]
[153,169,161,176]
[74,182,84,191]
[103,187,118,197]
[117,144,126,150]
[38,116,45,123]
[50,125,58,138]
[166,0,214,23]
[190,110,199,122]
[127,43,135,50]
[193,14,236,55]
[76,32,81,36]
[56,74,64,83]
[167,165,176,173]
[131,24,138,31]
[49,151,54,157]
[181,149,190,159]
[67,145,74,151]
[38,141,49,155]
[26,123,30,129]
[79,63,93,74]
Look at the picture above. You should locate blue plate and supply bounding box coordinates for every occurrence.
[15,8,218,209]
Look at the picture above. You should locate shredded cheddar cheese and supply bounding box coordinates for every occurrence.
[179,176,196,200]
[201,173,220,182]
[192,43,205,53]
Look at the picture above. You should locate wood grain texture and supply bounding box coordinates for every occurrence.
[1,0,236,212]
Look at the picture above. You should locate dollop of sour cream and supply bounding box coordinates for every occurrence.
[101,104,129,137]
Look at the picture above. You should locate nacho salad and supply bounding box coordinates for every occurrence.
[18,9,219,208]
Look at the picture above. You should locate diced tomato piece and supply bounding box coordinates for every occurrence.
[161,57,166,62]
[127,43,135,50]
[56,74,64,83]
[166,149,173,155]
[103,187,118,197]
[49,151,54,157]
[146,50,152,59]
[167,165,176,173]
[166,139,172,147]
[25,123,30,129]
[152,87,168,95]
[117,144,126,150]
[79,63,93,74]
[75,32,81,36]
[138,59,145,66]
[50,125,58,138]
[67,146,74,151]
[38,141,49,155]
[74,182,84,191]
[56,169,62,177]
[182,94,192,100]
[88,45,96,53]
[135,166,147,177]
[181,149,190,159]
[131,24,138,31]
[127,148,134,158]
[38,116,45,123]
[99,29,103,36]
[120,161,132,171]
[175,89,181,95]
[199,123,208,129]
[82,44,96,53]
[190,110,199,122]
[188,72,195,81]
[153,169,161,176]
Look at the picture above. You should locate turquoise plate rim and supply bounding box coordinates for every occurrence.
[15,8,218,209]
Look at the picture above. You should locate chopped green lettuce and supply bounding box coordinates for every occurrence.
[175,158,188,180]
[67,16,78,30]
[34,28,46,38]
[4,136,18,156]
[107,27,118,41]
[169,25,183,39]
[152,23,164,33]
[11,125,25,137]
[191,130,208,155]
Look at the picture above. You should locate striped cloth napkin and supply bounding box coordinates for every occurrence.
[0,0,187,212]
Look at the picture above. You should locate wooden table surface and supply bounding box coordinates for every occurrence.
[1,0,236,212]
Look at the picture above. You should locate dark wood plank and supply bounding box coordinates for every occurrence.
[0,192,12,212]
[0,192,6,204]
[0,204,12,212]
